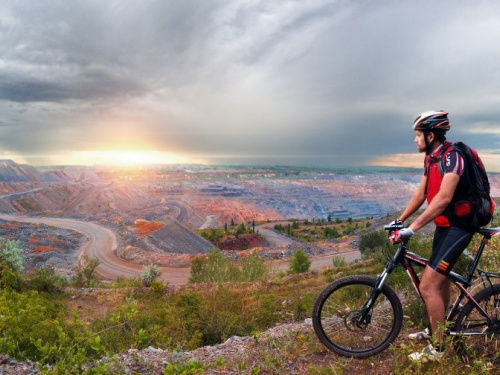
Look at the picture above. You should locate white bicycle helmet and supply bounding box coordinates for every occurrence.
[413,110,451,131]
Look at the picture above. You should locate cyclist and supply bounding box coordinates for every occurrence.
[389,110,475,361]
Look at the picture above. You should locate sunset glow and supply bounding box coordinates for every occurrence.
[68,150,191,166]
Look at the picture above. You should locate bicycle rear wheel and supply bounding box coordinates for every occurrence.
[312,275,403,358]
[453,283,500,364]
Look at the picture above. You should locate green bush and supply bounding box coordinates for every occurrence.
[0,238,24,274]
[199,228,224,242]
[189,249,270,283]
[139,264,161,287]
[358,230,388,258]
[199,284,247,345]
[240,251,269,281]
[256,294,280,327]
[323,227,340,238]
[332,256,347,267]
[189,249,239,283]
[25,267,68,293]
[111,276,142,288]
[0,261,24,291]
[0,289,63,360]
[0,239,25,290]
[73,256,101,288]
[288,248,311,274]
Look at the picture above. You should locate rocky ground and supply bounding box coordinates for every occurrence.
[0,319,351,375]
[0,320,310,374]
[0,219,85,272]
[0,316,419,374]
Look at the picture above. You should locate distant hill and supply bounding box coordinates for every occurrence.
[0,159,70,183]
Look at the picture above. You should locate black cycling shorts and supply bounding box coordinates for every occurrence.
[428,226,474,275]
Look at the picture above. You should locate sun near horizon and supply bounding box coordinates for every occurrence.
[68,150,196,167]
[1,150,200,168]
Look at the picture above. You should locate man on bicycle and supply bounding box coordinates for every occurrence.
[389,110,475,361]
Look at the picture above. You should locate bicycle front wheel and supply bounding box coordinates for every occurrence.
[453,283,500,364]
[312,275,403,358]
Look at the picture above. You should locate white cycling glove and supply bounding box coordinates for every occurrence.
[389,228,414,244]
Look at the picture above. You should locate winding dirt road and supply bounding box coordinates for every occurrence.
[0,214,190,285]
[0,214,360,285]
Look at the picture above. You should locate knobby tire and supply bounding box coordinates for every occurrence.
[312,275,403,358]
[453,282,500,365]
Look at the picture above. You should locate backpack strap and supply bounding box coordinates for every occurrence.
[434,143,455,177]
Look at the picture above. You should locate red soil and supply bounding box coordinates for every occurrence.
[133,219,165,236]
[34,246,56,253]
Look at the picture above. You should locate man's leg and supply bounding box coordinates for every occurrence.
[419,265,450,346]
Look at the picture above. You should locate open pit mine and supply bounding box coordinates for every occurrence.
[1,159,498,284]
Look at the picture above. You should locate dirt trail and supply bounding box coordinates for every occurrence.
[0,214,190,285]
[0,214,360,285]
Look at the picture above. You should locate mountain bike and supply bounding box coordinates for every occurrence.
[312,223,500,363]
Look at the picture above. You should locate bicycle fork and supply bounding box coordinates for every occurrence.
[357,261,398,326]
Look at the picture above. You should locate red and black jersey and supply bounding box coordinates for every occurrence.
[424,141,467,227]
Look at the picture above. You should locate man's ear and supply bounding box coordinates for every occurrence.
[426,131,435,143]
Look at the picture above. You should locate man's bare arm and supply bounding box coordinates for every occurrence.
[398,175,427,223]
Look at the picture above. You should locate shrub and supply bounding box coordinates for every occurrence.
[240,251,269,281]
[0,238,24,274]
[0,239,25,290]
[323,226,340,238]
[234,223,247,236]
[0,289,63,360]
[358,230,388,258]
[73,256,101,288]
[0,261,23,291]
[189,249,239,283]
[111,276,142,288]
[199,284,246,345]
[288,248,311,274]
[332,256,347,268]
[25,267,67,293]
[200,228,224,242]
[139,264,161,287]
[90,297,150,353]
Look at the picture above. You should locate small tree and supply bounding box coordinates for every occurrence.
[0,239,24,275]
[140,264,162,287]
[0,239,25,290]
[324,227,340,238]
[189,249,239,283]
[289,248,311,274]
[201,228,223,242]
[332,256,347,267]
[74,256,100,288]
[359,230,388,258]
[234,223,246,236]
[241,251,268,281]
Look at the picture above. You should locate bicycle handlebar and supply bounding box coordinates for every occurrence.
[383,223,404,232]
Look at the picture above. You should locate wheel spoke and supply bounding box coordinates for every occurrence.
[454,283,500,364]
[312,275,402,357]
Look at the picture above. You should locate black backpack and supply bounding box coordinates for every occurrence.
[437,142,495,228]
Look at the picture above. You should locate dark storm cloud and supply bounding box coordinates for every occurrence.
[1,0,500,167]
[0,70,145,102]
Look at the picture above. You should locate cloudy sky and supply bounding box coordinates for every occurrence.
[1,1,500,170]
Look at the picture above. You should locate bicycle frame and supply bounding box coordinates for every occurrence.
[358,227,500,334]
